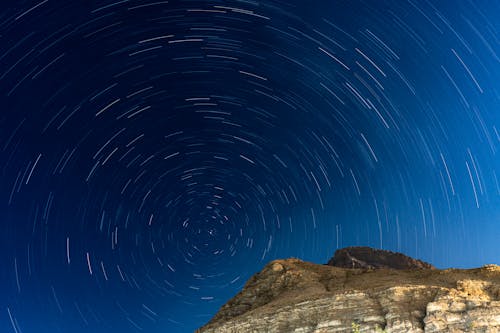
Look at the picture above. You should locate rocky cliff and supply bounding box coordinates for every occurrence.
[197,248,500,332]
[327,246,436,270]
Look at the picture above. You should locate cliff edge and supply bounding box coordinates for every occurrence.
[197,247,500,332]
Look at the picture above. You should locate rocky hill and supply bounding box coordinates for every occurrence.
[327,246,435,270]
[197,247,500,332]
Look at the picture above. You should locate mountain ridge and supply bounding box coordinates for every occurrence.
[197,247,500,332]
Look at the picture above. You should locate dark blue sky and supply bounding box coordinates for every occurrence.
[0,0,499,332]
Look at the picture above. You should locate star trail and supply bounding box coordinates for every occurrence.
[0,1,499,332]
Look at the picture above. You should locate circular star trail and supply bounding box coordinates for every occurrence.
[0,1,499,332]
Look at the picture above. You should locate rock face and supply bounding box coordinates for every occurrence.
[327,246,436,270]
[197,248,500,333]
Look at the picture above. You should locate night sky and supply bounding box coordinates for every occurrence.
[0,0,499,332]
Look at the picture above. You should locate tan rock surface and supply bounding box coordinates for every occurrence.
[197,257,500,332]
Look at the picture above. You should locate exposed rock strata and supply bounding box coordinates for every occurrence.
[197,251,500,333]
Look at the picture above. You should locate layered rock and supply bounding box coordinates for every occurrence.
[197,248,500,333]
